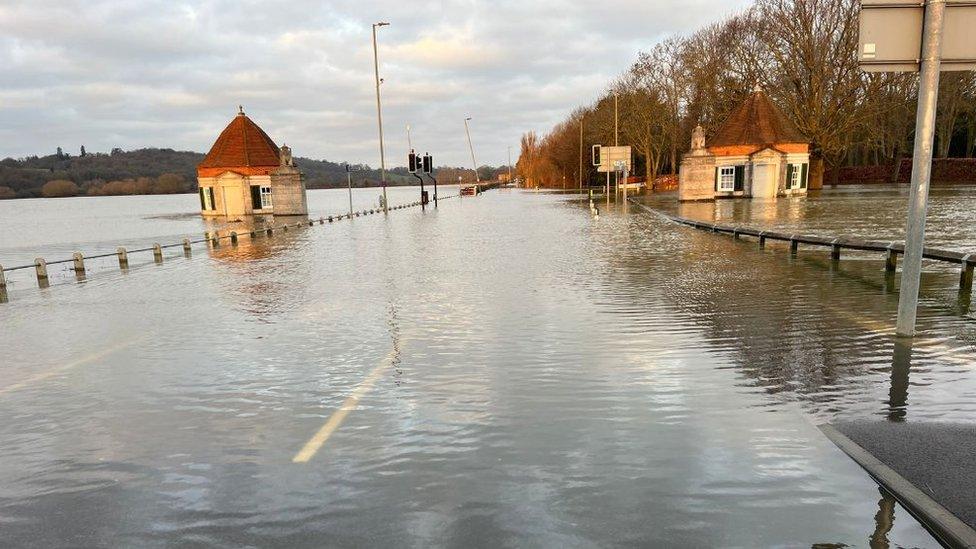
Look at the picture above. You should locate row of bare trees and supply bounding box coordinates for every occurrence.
[518,0,976,188]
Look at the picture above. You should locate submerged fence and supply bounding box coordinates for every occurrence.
[0,195,463,301]
[629,199,975,293]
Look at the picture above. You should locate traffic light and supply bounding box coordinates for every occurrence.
[408,150,418,173]
[422,153,433,174]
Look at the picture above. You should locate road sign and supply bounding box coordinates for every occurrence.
[594,145,631,173]
[859,0,976,72]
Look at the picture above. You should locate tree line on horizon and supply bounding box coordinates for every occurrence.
[0,147,509,200]
[517,0,976,189]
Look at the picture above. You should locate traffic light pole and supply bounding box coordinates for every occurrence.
[896,0,946,337]
[425,174,437,206]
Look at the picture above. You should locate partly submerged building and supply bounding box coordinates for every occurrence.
[197,107,307,217]
[679,86,810,201]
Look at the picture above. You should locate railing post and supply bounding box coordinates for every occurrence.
[831,238,841,262]
[733,227,741,240]
[0,264,6,290]
[72,252,86,274]
[885,244,898,273]
[210,232,220,247]
[266,227,274,236]
[230,231,239,245]
[758,231,766,249]
[153,243,163,263]
[182,238,192,257]
[961,255,974,293]
[117,247,129,269]
[34,258,48,286]
[790,236,799,256]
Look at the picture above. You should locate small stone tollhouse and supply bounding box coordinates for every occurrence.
[679,86,810,201]
[197,107,308,217]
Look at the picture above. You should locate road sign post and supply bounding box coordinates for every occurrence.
[593,145,632,201]
[859,0,975,336]
[896,0,945,337]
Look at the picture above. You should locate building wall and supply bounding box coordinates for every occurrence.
[679,154,716,201]
[197,172,308,217]
[269,166,307,216]
[679,149,811,202]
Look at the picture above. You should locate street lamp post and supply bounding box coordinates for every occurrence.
[464,117,479,183]
[372,21,390,212]
[346,164,354,216]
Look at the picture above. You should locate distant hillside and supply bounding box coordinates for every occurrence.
[0,147,499,199]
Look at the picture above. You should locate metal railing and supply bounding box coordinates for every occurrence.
[0,196,454,298]
[629,199,975,293]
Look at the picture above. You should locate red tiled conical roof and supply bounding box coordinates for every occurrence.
[198,108,280,177]
[709,89,807,148]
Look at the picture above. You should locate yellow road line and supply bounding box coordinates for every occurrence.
[292,348,398,463]
[0,338,141,396]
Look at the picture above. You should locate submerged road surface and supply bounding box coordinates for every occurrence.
[3,189,971,547]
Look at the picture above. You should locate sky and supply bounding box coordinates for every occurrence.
[0,0,749,167]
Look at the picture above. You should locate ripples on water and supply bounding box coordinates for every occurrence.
[1,188,967,546]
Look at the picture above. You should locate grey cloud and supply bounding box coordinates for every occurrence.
[0,0,749,166]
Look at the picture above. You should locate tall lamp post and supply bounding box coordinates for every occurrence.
[464,116,479,183]
[372,21,390,212]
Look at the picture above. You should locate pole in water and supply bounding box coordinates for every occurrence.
[34,258,48,287]
[72,252,86,275]
[153,243,163,263]
[117,247,129,269]
[896,0,945,337]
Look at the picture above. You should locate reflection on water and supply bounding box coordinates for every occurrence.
[0,189,963,546]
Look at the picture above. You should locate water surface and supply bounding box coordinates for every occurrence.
[2,187,970,547]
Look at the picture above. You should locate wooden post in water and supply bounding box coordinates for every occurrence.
[885,245,899,273]
[759,231,767,249]
[117,247,129,269]
[0,264,6,290]
[230,231,239,245]
[182,238,192,257]
[961,255,974,293]
[153,243,163,263]
[34,258,48,286]
[72,252,86,274]
[831,238,841,262]
[790,237,799,256]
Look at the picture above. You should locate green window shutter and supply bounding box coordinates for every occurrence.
[800,163,808,188]
[786,164,794,189]
[734,165,744,191]
[199,188,206,210]
[250,185,262,210]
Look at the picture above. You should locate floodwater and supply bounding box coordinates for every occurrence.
[2,185,974,547]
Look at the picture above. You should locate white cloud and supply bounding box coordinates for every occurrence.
[0,0,750,166]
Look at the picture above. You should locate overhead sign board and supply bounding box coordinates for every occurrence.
[859,0,976,72]
[594,145,631,173]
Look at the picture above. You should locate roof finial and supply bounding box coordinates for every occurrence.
[238,105,245,116]
[753,81,763,93]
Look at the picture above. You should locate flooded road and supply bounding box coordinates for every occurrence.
[2,187,971,546]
